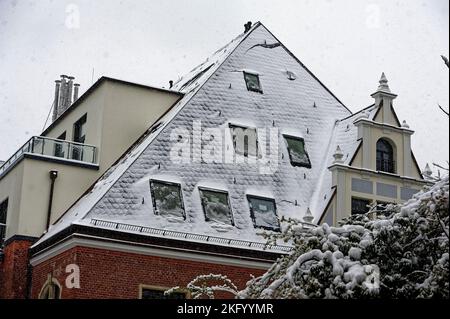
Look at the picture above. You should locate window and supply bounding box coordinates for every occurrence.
[247,195,280,231]
[376,138,395,173]
[283,135,311,168]
[54,132,66,158]
[73,114,87,143]
[243,72,262,93]
[229,124,259,158]
[140,286,187,299]
[72,114,87,160]
[150,180,185,220]
[199,188,233,225]
[351,198,371,215]
[0,198,8,247]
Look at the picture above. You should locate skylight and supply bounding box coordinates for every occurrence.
[199,188,234,225]
[283,135,311,168]
[150,180,185,220]
[243,72,262,93]
[247,195,280,232]
[229,124,259,158]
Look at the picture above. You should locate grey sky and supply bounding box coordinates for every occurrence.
[0,0,448,170]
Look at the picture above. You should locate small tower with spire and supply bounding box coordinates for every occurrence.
[333,145,345,164]
[370,72,401,127]
[422,163,433,179]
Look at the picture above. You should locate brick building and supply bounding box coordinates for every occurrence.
[0,22,430,298]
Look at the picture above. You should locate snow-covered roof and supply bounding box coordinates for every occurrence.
[34,22,361,250]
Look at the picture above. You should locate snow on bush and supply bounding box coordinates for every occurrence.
[182,176,449,299]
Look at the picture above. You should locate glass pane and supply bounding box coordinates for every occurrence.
[71,144,83,161]
[248,197,280,231]
[230,126,258,157]
[32,137,44,154]
[151,181,185,219]
[54,140,66,158]
[0,199,8,223]
[200,189,233,225]
[285,136,311,167]
[351,198,371,215]
[244,73,261,92]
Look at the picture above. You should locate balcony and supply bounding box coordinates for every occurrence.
[0,136,98,177]
[376,159,396,174]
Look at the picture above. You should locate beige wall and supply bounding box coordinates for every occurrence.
[0,161,25,239]
[16,158,99,237]
[1,78,181,240]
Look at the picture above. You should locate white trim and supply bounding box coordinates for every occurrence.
[354,118,414,135]
[30,234,274,270]
[328,163,429,185]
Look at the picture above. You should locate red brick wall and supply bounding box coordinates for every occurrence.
[31,245,267,299]
[0,239,33,299]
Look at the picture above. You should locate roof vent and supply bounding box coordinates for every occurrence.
[244,21,252,33]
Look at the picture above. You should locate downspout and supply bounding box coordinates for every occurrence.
[46,170,58,230]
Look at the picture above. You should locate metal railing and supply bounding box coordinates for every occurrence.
[90,218,293,253]
[376,159,396,174]
[0,136,97,176]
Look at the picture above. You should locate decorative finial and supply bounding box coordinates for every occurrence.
[303,207,314,223]
[377,72,391,93]
[333,145,344,164]
[401,120,410,128]
[422,163,433,178]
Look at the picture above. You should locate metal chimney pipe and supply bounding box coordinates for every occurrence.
[67,76,74,106]
[73,83,80,102]
[52,80,61,122]
[59,75,67,112]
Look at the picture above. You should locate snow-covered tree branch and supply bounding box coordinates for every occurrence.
[180,176,449,299]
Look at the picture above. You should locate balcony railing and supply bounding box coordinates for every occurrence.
[0,136,97,176]
[376,159,396,174]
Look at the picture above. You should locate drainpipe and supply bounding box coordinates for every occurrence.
[46,170,58,230]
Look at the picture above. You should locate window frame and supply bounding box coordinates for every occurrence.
[149,179,186,220]
[351,197,372,215]
[73,114,87,143]
[246,195,281,232]
[0,198,8,247]
[283,134,312,168]
[243,71,263,93]
[376,138,396,173]
[139,284,190,299]
[229,124,260,158]
[198,187,234,226]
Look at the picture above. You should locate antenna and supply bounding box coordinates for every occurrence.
[42,100,55,131]
[91,67,95,84]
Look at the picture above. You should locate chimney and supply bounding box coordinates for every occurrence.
[67,76,74,106]
[52,80,61,122]
[169,80,173,89]
[73,83,80,102]
[244,21,252,33]
[51,74,80,122]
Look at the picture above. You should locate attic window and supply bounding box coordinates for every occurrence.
[199,188,234,225]
[283,135,311,168]
[150,180,185,220]
[247,195,280,232]
[243,72,262,93]
[229,124,259,158]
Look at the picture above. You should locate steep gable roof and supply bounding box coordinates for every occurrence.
[33,22,352,249]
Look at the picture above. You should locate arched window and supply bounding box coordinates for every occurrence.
[39,275,61,299]
[376,139,395,173]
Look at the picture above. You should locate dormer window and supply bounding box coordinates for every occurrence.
[243,72,262,93]
[376,138,395,173]
[229,124,259,158]
[150,180,185,220]
[199,188,234,225]
[283,135,311,168]
[247,195,280,232]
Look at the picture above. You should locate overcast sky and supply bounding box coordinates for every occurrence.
[0,0,448,170]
